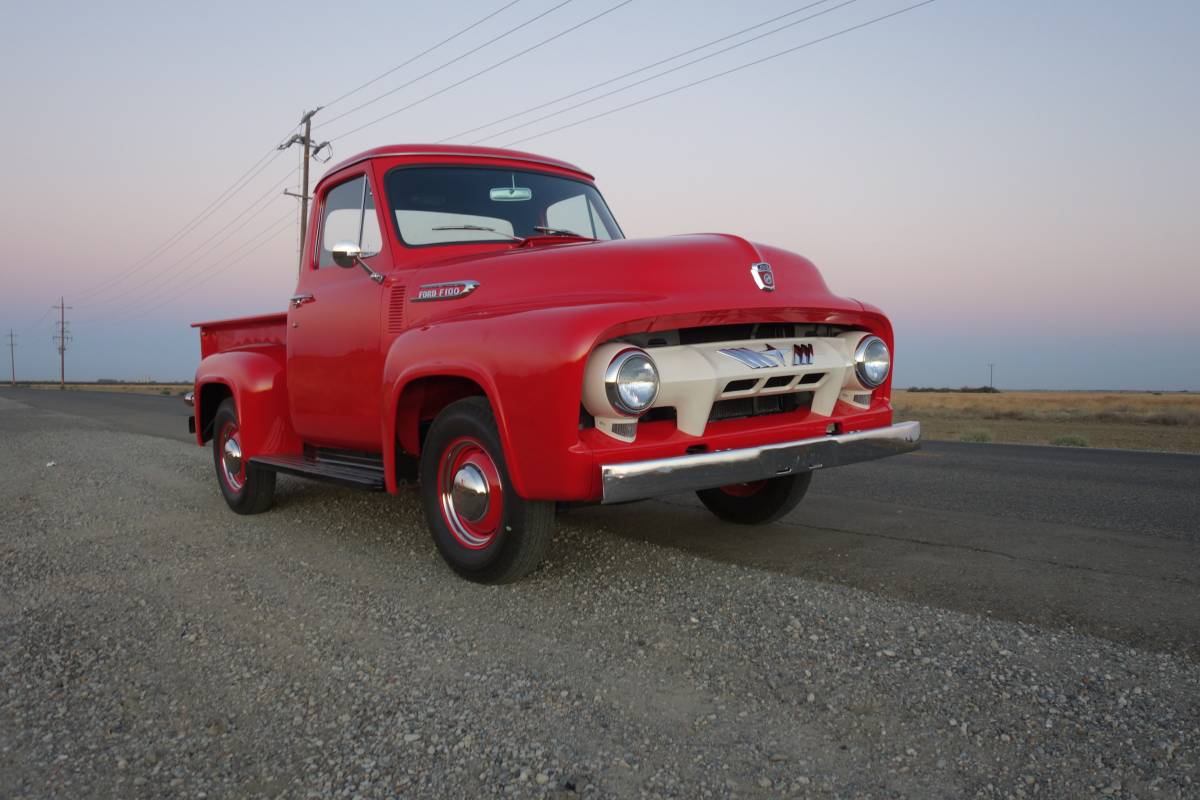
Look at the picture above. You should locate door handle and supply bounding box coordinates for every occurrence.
[290,293,315,308]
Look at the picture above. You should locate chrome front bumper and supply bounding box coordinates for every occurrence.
[600,421,920,504]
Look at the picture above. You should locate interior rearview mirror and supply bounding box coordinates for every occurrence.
[331,242,363,269]
[490,176,532,202]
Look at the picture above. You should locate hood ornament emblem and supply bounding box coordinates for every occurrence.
[750,262,775,292]
[718,342,817,370]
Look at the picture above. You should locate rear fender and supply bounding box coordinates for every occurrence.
[193,348,301,460]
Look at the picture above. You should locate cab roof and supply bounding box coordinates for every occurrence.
[321,144,593,182]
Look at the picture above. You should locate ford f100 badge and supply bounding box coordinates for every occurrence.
[750,262,775,291]
[413,280,480,301]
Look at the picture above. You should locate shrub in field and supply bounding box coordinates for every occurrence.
[1143,412,1198,426]
[959,429,993,443]
[907,386,1000,394]
[1050,435,1090,447]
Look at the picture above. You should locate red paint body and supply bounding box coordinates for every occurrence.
[192,145,896,502]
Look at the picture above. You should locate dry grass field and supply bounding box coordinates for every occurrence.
[894,389,1200,453]
[17,382,192,397]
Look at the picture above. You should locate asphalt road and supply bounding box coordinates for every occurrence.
[2,385,1197,657]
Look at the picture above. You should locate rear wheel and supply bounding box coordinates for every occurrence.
[696,473,811,525]
[212,398,276,515]
[419,397,554,583]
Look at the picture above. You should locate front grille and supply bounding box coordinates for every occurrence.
[676,323,847,345]
[708,392,812,423]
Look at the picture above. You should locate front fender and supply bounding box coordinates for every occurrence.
[194,348,301,460]
[382,304,646,499]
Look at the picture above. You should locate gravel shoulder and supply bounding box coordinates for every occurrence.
[1,396,1197,798]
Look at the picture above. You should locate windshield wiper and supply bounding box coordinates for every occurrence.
[431,225,523,241]
[533,226,592,239]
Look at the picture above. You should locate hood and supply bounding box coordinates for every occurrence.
[406,233,866,335]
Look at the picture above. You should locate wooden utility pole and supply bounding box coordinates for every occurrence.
[279,108,329,276]
[5,329,15,386]
[52,297,72,389]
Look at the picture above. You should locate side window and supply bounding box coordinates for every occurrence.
[317,176,384,268]
[546,194,612,240]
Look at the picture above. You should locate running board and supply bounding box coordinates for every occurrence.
[249,453,386,491]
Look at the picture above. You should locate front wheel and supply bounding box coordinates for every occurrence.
[696,473,812,525]
[419,397,554,583]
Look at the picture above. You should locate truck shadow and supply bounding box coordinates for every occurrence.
[564,494,1200,660]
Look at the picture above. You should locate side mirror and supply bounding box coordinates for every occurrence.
[331,242,363,269]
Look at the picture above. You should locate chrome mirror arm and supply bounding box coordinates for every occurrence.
[356,257,385,284]
[330,241,384,284]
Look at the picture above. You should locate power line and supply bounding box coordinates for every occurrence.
[503,0,939,148]
[322,0,525,110]
[78,168,298,320]
[52,4,531,319]
[440,0,837,143]
[82,213,299,326]
[318,0,578,131]
[94,202,294,322]
[69,131,297,304]
[21,307,52,334]
[136,213,297,318]
[468,0,859,145]
[325,0,636,144]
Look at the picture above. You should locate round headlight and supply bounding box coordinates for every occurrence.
[604,349,660,416]
[854,336,891,388]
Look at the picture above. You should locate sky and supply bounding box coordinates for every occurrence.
[1,0,1197,389]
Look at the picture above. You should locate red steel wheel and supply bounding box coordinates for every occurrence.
[420,397,554,583]
[217,419,245,493]
[718,480,767,498]
[437,436,505,550]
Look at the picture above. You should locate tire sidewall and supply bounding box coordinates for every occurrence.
[419,400,525,577]
[697,472,812,525]
[213,400,245,507]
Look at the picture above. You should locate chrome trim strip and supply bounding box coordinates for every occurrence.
[600,421,920,504]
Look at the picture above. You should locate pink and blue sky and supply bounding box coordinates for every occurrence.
[1,0,1197,389]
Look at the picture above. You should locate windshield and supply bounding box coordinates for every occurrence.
[384,166,622,247]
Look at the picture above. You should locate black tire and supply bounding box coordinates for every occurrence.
[696,473,812,525]
[419,397,554,584]
[212,398,276,515]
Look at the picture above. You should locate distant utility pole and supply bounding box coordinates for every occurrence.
[6,329,16,386]
[52,297,72,389]
[279,107,330,276]
[988,362,995,389]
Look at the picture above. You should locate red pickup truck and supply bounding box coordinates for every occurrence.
[188,144,919,583]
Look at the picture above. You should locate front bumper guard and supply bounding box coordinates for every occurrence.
[600,421,920,504]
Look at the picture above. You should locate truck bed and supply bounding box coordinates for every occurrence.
[192,312,287,359]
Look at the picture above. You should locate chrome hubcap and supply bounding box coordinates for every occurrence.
[451,463,489,522]
[220,426,244,492]
[438,438,504,550]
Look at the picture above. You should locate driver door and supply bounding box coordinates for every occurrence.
[287,172,389,450]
